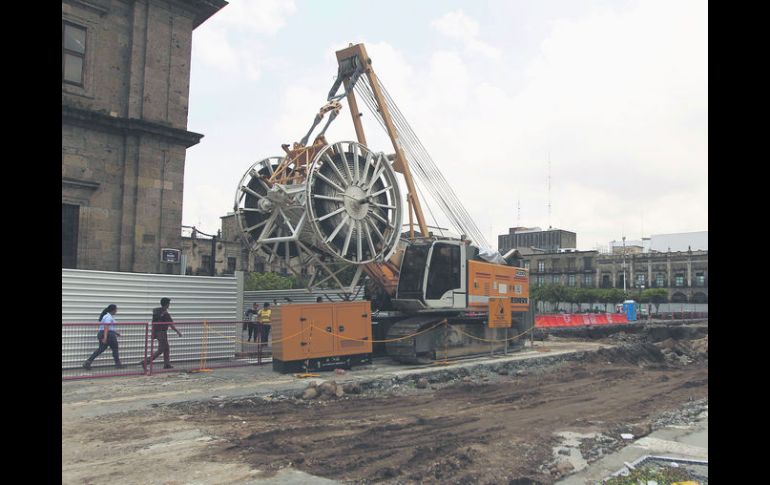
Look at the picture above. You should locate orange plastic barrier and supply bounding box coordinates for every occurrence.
[535,313,629,328]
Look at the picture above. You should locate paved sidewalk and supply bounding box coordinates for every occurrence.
[556,410,708,483]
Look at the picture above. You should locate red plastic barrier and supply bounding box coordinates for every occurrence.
[535,313,629,329]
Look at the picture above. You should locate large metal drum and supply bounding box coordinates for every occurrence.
[234,141,403,267]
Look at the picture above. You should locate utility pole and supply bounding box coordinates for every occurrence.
[194,226,219,276]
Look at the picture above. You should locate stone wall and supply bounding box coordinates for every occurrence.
[62,0,224,273]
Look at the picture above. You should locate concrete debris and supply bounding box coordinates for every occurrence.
[342,382,361,394]
[301,387,318,400]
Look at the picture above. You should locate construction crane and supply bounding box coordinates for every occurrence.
[234,43,531,368]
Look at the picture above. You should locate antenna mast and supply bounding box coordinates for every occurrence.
[547,152,551,228]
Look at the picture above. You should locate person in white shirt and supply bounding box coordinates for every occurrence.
[83,304,124,370]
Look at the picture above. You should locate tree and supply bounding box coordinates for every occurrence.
[244,271,294,291]
[641,288,668,315]
[583,288,599,312]
[530,285,546,313]
[545,284,567,312]
[572,287,591,313]
[565,287,581,313]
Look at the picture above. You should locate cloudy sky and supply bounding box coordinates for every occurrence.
[184,0,707,252]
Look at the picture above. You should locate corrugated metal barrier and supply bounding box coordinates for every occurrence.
[62,268,241,323]
[62,269,246,379]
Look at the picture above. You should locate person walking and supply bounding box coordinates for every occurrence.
[244,302,260,342]
[83,304,124,369]
[142,297,182,370]
[257,302,272,347]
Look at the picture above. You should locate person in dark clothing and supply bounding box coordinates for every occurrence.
[316,296,323,303]
[83,304,124,369]
[142,297,182,370]
[244,302,260,342]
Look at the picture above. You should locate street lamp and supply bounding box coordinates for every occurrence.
[622,236,626,293]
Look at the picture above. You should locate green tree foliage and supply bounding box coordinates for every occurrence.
[564,287,580,313]
[244,271,294,291]
[544,284,567,312]
[641,288,668,314]
[582,287,599,312]
[529,285,545,313]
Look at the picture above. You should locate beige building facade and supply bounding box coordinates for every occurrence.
[181,214,314,278]
[524,249,708,303]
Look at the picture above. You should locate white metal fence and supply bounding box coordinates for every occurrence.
[62,269,244,372]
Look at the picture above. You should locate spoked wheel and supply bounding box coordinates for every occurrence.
[234,156,300,259]
[306,141,402,263]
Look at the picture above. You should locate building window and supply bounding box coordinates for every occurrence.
[695,272,705,287]
[636,273,646,287]
[675,273,685,287]
[62,204,79,268]
[227,257,237,273]
[601,274,611,288]
[551,274,560,284]
[583,257,592,270]
[567,258,575,270]
[535,275,544,286]
[568,274,576,287]
[254,260,265,273]
[63,22,86,85]
[523,261,530,270]
[537,260,545,272]
[201,254,211,272]
[584,274,593,286]
[656,273,665,288]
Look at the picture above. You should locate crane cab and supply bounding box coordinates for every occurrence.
[392,239,530,313]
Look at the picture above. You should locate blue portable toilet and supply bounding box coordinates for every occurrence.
[622,300,638,321]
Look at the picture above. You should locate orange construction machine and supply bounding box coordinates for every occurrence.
[234,43,532,371]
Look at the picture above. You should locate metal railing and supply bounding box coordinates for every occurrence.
[62,320,266,380]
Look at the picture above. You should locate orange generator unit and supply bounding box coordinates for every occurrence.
[271,300,373,373]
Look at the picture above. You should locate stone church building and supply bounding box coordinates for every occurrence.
[62,0,226,273]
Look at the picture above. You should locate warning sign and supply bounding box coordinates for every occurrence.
[488,297,512,328]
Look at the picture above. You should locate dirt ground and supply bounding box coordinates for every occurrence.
[62,324,707,485]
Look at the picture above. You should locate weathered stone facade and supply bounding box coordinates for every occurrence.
[62,0,226,273]
[181,214,314,278]
[524,249,709,303]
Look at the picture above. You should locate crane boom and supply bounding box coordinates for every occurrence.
[334,43,430,239]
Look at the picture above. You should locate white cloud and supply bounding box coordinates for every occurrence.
[209,0,297,35]
[431,10,501,59]
[189,1,706,249]
[191,0,297,80]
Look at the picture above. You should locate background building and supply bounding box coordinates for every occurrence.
[181,214,313,278]
[498,227,577,254]
[62,0,227,273]
[608,231,707,254]
[500,225,709,303]
[525,249,708,303]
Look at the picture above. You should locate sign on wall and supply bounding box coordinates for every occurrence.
[488,297,512,328]
[161,248,181,263]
